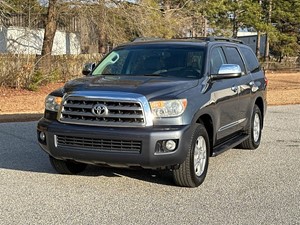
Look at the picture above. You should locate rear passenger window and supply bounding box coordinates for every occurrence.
[240,47,260,73]
[224,47,246,74]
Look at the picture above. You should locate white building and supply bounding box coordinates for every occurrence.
[0,26,81,55]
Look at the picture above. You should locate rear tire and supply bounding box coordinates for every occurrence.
[49,156,87,175]
[239,105,262,149]
[172,124,210,187]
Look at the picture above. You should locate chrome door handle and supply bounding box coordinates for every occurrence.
[231,85,238,92]
[249,81,259,92]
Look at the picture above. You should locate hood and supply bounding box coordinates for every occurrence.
[63,75,199,99]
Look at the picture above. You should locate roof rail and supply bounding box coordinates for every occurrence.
[177,36,244,44]
[132,37,164,42]
[204,36,244,44]
[132,36,244,44]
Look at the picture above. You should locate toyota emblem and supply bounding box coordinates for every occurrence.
[92,104,108,117]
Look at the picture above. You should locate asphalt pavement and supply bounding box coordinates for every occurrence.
[0,105,299,225]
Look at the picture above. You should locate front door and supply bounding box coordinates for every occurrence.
[209,46,241,140]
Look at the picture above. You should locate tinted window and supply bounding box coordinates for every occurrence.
[224,47,246,74]
[240,47,260,73]
[210,47,226,74]
[100,50,129,75]
[92,46,205,78]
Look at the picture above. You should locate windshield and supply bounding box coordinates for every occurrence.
[92,45,205,78]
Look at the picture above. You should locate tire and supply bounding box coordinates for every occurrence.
[239,105,262,149]
[49,156,87,175]
[172,124,210,188]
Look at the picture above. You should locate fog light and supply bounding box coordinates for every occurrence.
[155,139,178,153]
[39,132,46,141]
[165,140,176,151]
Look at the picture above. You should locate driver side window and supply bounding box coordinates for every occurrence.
[210,47,226,74]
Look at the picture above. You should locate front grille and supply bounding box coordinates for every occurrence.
[56,135,142,153]
[59,96,145,127]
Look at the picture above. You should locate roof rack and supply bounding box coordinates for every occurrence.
[132,37,164,42]
[204,36,244,44]
[131,36,244,44]
[176,36,244,44]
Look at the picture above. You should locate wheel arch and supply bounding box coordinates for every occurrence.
[255,97,265,128]
[196,114,214,156]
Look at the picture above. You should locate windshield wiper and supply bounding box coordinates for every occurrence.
[101,73,119,76]
[142,74,166,77]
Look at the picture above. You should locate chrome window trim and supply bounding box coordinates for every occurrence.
[218,118,246,132]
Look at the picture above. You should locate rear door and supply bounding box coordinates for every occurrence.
[238,46,263,128]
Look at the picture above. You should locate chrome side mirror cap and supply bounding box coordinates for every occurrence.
[218,64,242,76]
[210,64,242,80]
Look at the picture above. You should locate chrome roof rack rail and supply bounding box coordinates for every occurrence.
[176,36,244,44]
[204,36,244,44]
[132,37,164,42]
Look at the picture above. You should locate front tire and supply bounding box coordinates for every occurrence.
[49,156,87,175]
[239,105,262,149]
[172,124,210,187]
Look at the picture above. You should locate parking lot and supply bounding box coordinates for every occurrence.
[0,105,299,225]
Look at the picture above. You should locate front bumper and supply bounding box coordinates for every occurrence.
[37,118,193,169]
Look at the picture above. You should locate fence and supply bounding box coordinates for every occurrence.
[0,53,102,89]
[0,13,80,33]
[262,61,300,72]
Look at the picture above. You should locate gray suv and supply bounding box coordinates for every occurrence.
[37,37,267,187]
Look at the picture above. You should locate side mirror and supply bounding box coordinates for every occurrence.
[210,64,242,80]
[82,62,96,76]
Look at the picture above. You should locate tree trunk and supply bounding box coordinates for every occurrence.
[98,2,106,54]
[256,0,262,58]
[39,0,58,73]
[232,12,238,38]
[264,0,272,63]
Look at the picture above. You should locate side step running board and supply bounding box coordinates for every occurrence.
[212,134,249,157]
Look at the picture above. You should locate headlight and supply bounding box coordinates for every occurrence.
[45,95,62,112]
[150,99,187,118]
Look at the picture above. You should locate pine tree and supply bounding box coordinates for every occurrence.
[271,0,300,61]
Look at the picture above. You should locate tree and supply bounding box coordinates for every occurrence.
[82,0,198,51]
[270,0,300,61]
[204,0,268,38]
[0,1,12,24]
[41,0,57,59]
[36,0,58,74]
[203,0,233,36]
[2,0,44,28]
[127,0,199,38]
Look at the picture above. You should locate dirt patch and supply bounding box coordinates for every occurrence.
[0,72,299,120]
[266,72,300,105]
[0,83,64,114]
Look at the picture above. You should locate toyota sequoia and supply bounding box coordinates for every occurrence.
[37,37,267,187]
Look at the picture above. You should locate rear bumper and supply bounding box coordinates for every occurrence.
[37,118,193,169]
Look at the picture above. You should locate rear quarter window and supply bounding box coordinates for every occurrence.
[224,46,246,74]
[240,47,260,73]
